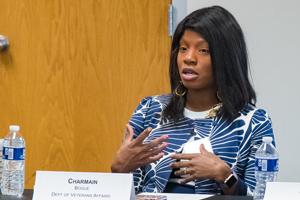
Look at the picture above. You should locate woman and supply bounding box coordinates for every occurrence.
[111,6,275,195]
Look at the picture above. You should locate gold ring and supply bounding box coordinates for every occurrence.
[183,168,187,174]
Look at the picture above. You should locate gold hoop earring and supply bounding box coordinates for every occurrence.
[174,82,186,97]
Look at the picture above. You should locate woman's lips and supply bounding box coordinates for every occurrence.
[181,68,198,81]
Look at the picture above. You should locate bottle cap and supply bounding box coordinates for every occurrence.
[262,136,273,143]
[9,125,20,132]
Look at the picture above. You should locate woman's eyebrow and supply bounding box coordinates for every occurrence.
[179,39,208,46]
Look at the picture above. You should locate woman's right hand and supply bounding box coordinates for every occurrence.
[111,124,168,173]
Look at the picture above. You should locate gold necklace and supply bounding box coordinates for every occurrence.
[205,103,222,118]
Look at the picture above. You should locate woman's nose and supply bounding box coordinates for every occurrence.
[184,50,197,65]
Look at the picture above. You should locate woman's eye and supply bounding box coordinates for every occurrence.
[179,46,187,52]
[199,49,210,55]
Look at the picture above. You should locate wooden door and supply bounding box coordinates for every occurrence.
[0,0,170,188]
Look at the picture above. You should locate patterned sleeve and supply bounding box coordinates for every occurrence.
[129,96,157,138]
[128,96,162,193]
[235,108,275,195]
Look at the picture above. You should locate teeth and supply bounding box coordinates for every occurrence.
[183,68,196,74]
[184,71,195,74]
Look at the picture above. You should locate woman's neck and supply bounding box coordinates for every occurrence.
[185,89,219,112]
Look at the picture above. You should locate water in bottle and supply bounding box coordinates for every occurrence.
[254,136,279,200]
[1,125,25,197]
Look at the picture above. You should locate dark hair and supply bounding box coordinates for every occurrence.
[162,5,256,122]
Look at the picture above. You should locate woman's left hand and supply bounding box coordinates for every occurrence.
[170,144,231,184]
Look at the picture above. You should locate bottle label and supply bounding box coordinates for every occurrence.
[255,158,279,172]
[2,147,25,160]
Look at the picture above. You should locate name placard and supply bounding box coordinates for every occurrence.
[33,171,135,200]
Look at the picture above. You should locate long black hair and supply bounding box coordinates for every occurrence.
[162,6,256,122]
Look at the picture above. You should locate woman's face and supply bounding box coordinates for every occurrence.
[177,30,215,92]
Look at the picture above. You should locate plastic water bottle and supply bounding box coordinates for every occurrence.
[0,138,3,191]
[1,125,25,197]
[253,136,279,200]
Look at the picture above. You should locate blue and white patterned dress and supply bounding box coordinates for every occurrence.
[129,94,275,195]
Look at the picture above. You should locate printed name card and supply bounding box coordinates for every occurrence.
[33,171,135,200]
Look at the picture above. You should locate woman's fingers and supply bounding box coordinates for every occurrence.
[145,135,169,150]
[200,144,209,154]
[171,160,191,169]
[171,153,198,160]
[179,174,197,184]
[136,152,165,167]
[174,167,189,176]
[115,125,170,172]
[132,127,168,152]
[149,142,168,154]
[170,153,199,170]
[147,152,165,163]
[123,124,134,143]
[141,142,168,160]
[132,127,152,145]
[173,168,197,184]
